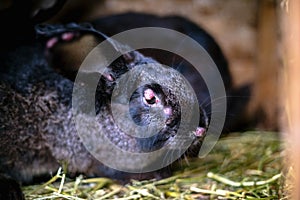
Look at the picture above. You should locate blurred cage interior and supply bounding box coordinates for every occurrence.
[1,0,300,198]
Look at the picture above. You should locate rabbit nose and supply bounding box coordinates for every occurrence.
[194,127,206,138]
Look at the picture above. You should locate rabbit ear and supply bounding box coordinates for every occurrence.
[37,23,136,82]
[35,22,127,53]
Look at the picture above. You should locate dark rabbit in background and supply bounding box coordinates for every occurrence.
[0,2,250,200]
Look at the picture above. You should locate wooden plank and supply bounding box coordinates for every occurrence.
[248,0,279,130]
[282,0,300,198]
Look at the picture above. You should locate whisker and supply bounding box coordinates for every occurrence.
[170,37,189,70]
[201,98,223,108]
[184,154,190,166]
[226,94,252,98]
[198,95,212,107]
[172,59,186,71]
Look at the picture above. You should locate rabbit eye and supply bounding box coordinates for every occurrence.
[143,88,160,106]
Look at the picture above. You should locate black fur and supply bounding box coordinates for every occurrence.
[0,11,249,199]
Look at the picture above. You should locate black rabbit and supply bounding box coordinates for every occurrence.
[0,11,249,200]
[0,22,209,200]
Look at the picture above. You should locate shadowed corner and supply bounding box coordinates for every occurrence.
[0,174,24,200]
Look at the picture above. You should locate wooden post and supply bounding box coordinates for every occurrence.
[282,0,300,199]
[248,0,279,130]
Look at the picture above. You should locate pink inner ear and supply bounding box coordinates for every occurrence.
[61,32,75,41]
[144,89,155,100]
[46,37,58,49]
[195,127,206,137]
